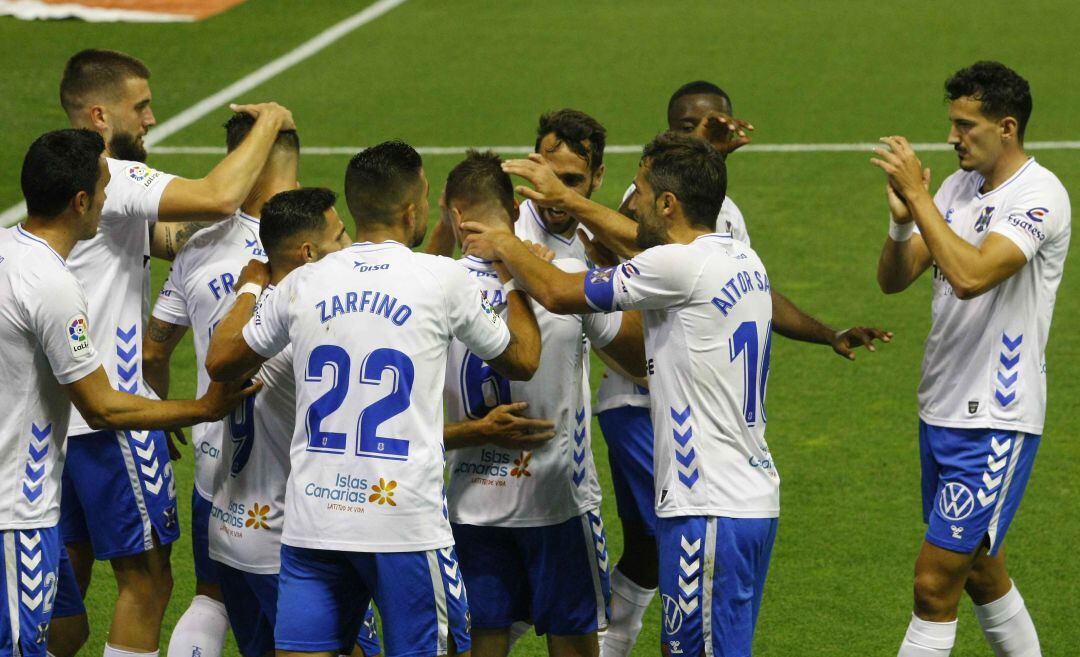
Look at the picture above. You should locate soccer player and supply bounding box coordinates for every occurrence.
[571,80,892,657]
[141,113,313,657]
[871,62,1070,657]
[204,140,542,657]
[463,132,779,657]
[54,48,295,657]
[0,129,255,657]
[440,151,645,657]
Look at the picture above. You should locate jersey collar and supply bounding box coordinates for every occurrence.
[15,225,66,266]
[527,201,577,246]
[975,157,1035,199]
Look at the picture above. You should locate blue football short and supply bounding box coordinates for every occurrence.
[657,515,777,657]
[190,487,222,585]
[276,545,468,657]
[48,544,85,619]
[919,421,1040,555]
[598,406,657,535]
[452,510,611,636]
[0,526,64,656]
[218,563,382,657]
[60,429,179,559]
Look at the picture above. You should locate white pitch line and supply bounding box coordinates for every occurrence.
[148,140,1080,156]
[1,0,409,227]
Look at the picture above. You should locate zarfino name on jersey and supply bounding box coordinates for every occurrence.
[584,234,779,519]
[919,159,1071,434]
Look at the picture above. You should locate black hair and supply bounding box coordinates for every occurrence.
[60,49,151,114]
[667,80,732,117]
[223,112,299,153]
[444,150,515,219]
[945,61,1032,141]
[640,132,727,229]
[21,129,106,218]
[535,109,606,175]
[260,187,337,255]
[344,140,424,225]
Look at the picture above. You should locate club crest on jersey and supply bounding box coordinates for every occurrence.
[589,267,615,284]
[67,314,91,358]
[938,482,975,522]
[974,206,995,233]
[1026,207,1048,222]
[126,164,163,189]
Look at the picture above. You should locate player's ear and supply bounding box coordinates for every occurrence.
[88,105,109,133]
[299,241,317,262]
[591,164,606,194]
[1000,116,1020,143]
[403,201,417,233]
[659,191,677,217]
[71,189,91,216]
[509,198,520,224]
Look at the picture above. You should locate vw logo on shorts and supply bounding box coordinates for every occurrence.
[938,482,975,521]
[661,594,684,635]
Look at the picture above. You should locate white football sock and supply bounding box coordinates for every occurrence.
[104,646,159,657]
[506,621,531,651]
[600,566,656,657]
[165,595,228,657]
[973,582,1041,657]
[898,614,956,656]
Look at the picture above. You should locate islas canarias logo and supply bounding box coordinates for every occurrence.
[510,452,532,478]
[245,503,270,530]
[369,478,398,506]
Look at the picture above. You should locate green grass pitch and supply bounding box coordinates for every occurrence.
[1,1,1078,654]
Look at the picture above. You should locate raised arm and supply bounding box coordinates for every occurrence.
[872,137,1026,299]
[206,260,271,381]
[503,155,642,258]
[156,102,295,221]
[149,220,213,260]
[483,263,542,381]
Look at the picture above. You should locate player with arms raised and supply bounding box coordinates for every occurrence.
[872,62,1070,657]
[463,132,779,657]
[206,140,542,657]
[0,130,255,657]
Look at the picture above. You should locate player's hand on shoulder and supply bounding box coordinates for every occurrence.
[482,402,556,450]
[831,326,893,361]
[228,101,296,131]
[696,112,754,155]
[199,379,263,421]
[238,258,271,290]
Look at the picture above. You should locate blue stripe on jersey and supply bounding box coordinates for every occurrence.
[583,266,618,312]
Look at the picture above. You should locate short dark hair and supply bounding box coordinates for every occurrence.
[344,140,424,225]
[946,61,1032,141]
[535,109,606,175]
[668,80,732,116]
[260,187,337,255]
[21,129,106,218]
[640,132,727,229]
[223,112,300,153]
[60,49,151,114]
[445,150,515,219]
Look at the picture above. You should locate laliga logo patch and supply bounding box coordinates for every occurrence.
[67,314,91,358]
[938,482,975,522]
[661,594,684,634]
[619,262,640,278]
[1026,207,1048,223]
[480,293,500,326]
[127,164,162,189]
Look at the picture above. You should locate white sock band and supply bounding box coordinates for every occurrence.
[104,646,159,657]
[974,582,1041,657]
[600,567,656,657]
[164,594,229,657]
[899,614,956,656]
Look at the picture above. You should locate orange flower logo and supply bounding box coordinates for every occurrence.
[510,452,532,478]
[245,503,270,530]
[369,478,398,506]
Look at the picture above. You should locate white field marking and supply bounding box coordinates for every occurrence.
[1,0,410,227]
[146,140,1080,156]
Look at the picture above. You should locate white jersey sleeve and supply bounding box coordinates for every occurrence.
[584,247,697,313]
[105,161,176,222]
[443,265,511,361]
[27,262,101,385]
[556,258,622,347]
[988,185,1069,261]
[151,261,192,327]
[243,282,292,360]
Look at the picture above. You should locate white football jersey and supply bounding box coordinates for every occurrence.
[584,234,779,519]
[209,323,294,574]
[445,257,621,527]
[67,158,175,436]
[918,159,1070,434]
[151,212,267,498]
[594,185,751,413]
[242,241,511,552]
[0,227,101,528]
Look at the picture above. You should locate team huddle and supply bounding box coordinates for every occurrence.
[0,49,1069,657]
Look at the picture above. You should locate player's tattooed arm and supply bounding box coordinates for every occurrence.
[150,221,212,261]
[770,289,892,360]
[143,317,189,399]
[444,402,556,451]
